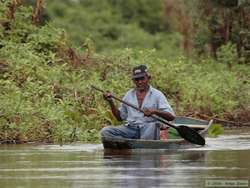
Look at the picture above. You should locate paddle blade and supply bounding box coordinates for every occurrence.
[177,125,205,146]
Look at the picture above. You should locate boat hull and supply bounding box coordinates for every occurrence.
[102,117,213,150]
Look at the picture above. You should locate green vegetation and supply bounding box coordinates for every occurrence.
[0,0,249,143]
[45,0,169,48]
[208,124,224,137]
[42,0,250,62]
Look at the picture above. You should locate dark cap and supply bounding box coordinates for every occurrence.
[132,65,149,79]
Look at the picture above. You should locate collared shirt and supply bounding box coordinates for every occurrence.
[119,86,175,127]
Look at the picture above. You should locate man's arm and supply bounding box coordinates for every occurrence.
[103,92,123,121]
[144,91,175,121]
[144,109,175,121]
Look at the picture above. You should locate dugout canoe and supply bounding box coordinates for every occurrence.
[101,117,213,150]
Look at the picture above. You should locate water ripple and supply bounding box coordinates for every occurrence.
[187,134,250,151]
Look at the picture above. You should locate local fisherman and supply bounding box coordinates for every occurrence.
[101,65,175,140]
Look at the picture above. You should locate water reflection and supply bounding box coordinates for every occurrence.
[0,130,250,188]
[103,150,205,188]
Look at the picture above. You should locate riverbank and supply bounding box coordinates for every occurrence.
[0,125,248,145]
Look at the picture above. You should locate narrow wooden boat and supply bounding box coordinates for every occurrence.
[102,117,213,150]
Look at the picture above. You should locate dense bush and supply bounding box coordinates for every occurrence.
[42,0,179,56]
[0,1,249,144]
[43,0,250,63]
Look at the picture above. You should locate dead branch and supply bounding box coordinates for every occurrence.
[197,113,250,126]
[67,47,81,67]
[32,0,44,25]
[6,0,22,20]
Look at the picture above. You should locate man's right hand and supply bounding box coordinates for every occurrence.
[103,91,122,121]
[103,92,113,103]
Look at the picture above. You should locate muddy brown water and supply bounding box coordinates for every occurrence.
[0,128,250,188]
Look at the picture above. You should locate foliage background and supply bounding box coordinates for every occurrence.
[0,0,249,143]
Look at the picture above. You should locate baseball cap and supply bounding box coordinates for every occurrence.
[132,65,149,79]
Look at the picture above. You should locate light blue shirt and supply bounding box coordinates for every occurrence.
[119,86,175,127]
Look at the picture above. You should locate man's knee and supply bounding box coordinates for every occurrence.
[140,124,160,140]
[100,126,113,137]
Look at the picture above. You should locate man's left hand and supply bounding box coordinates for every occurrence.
[143,109,156,117]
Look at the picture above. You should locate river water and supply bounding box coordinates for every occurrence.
[0,129,250,188]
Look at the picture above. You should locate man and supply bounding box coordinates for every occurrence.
[101,65,175,140]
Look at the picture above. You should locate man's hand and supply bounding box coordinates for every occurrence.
[103,91,113,103]
[143,109,156,117]
[103,91,122,121]
[144,108,175,121]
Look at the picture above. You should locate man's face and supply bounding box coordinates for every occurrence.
[133,75,150,91]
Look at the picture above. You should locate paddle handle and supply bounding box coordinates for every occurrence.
[91,85,177,129]
[91,85,143,112]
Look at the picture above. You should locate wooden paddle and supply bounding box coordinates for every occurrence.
[91,85,205,146]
